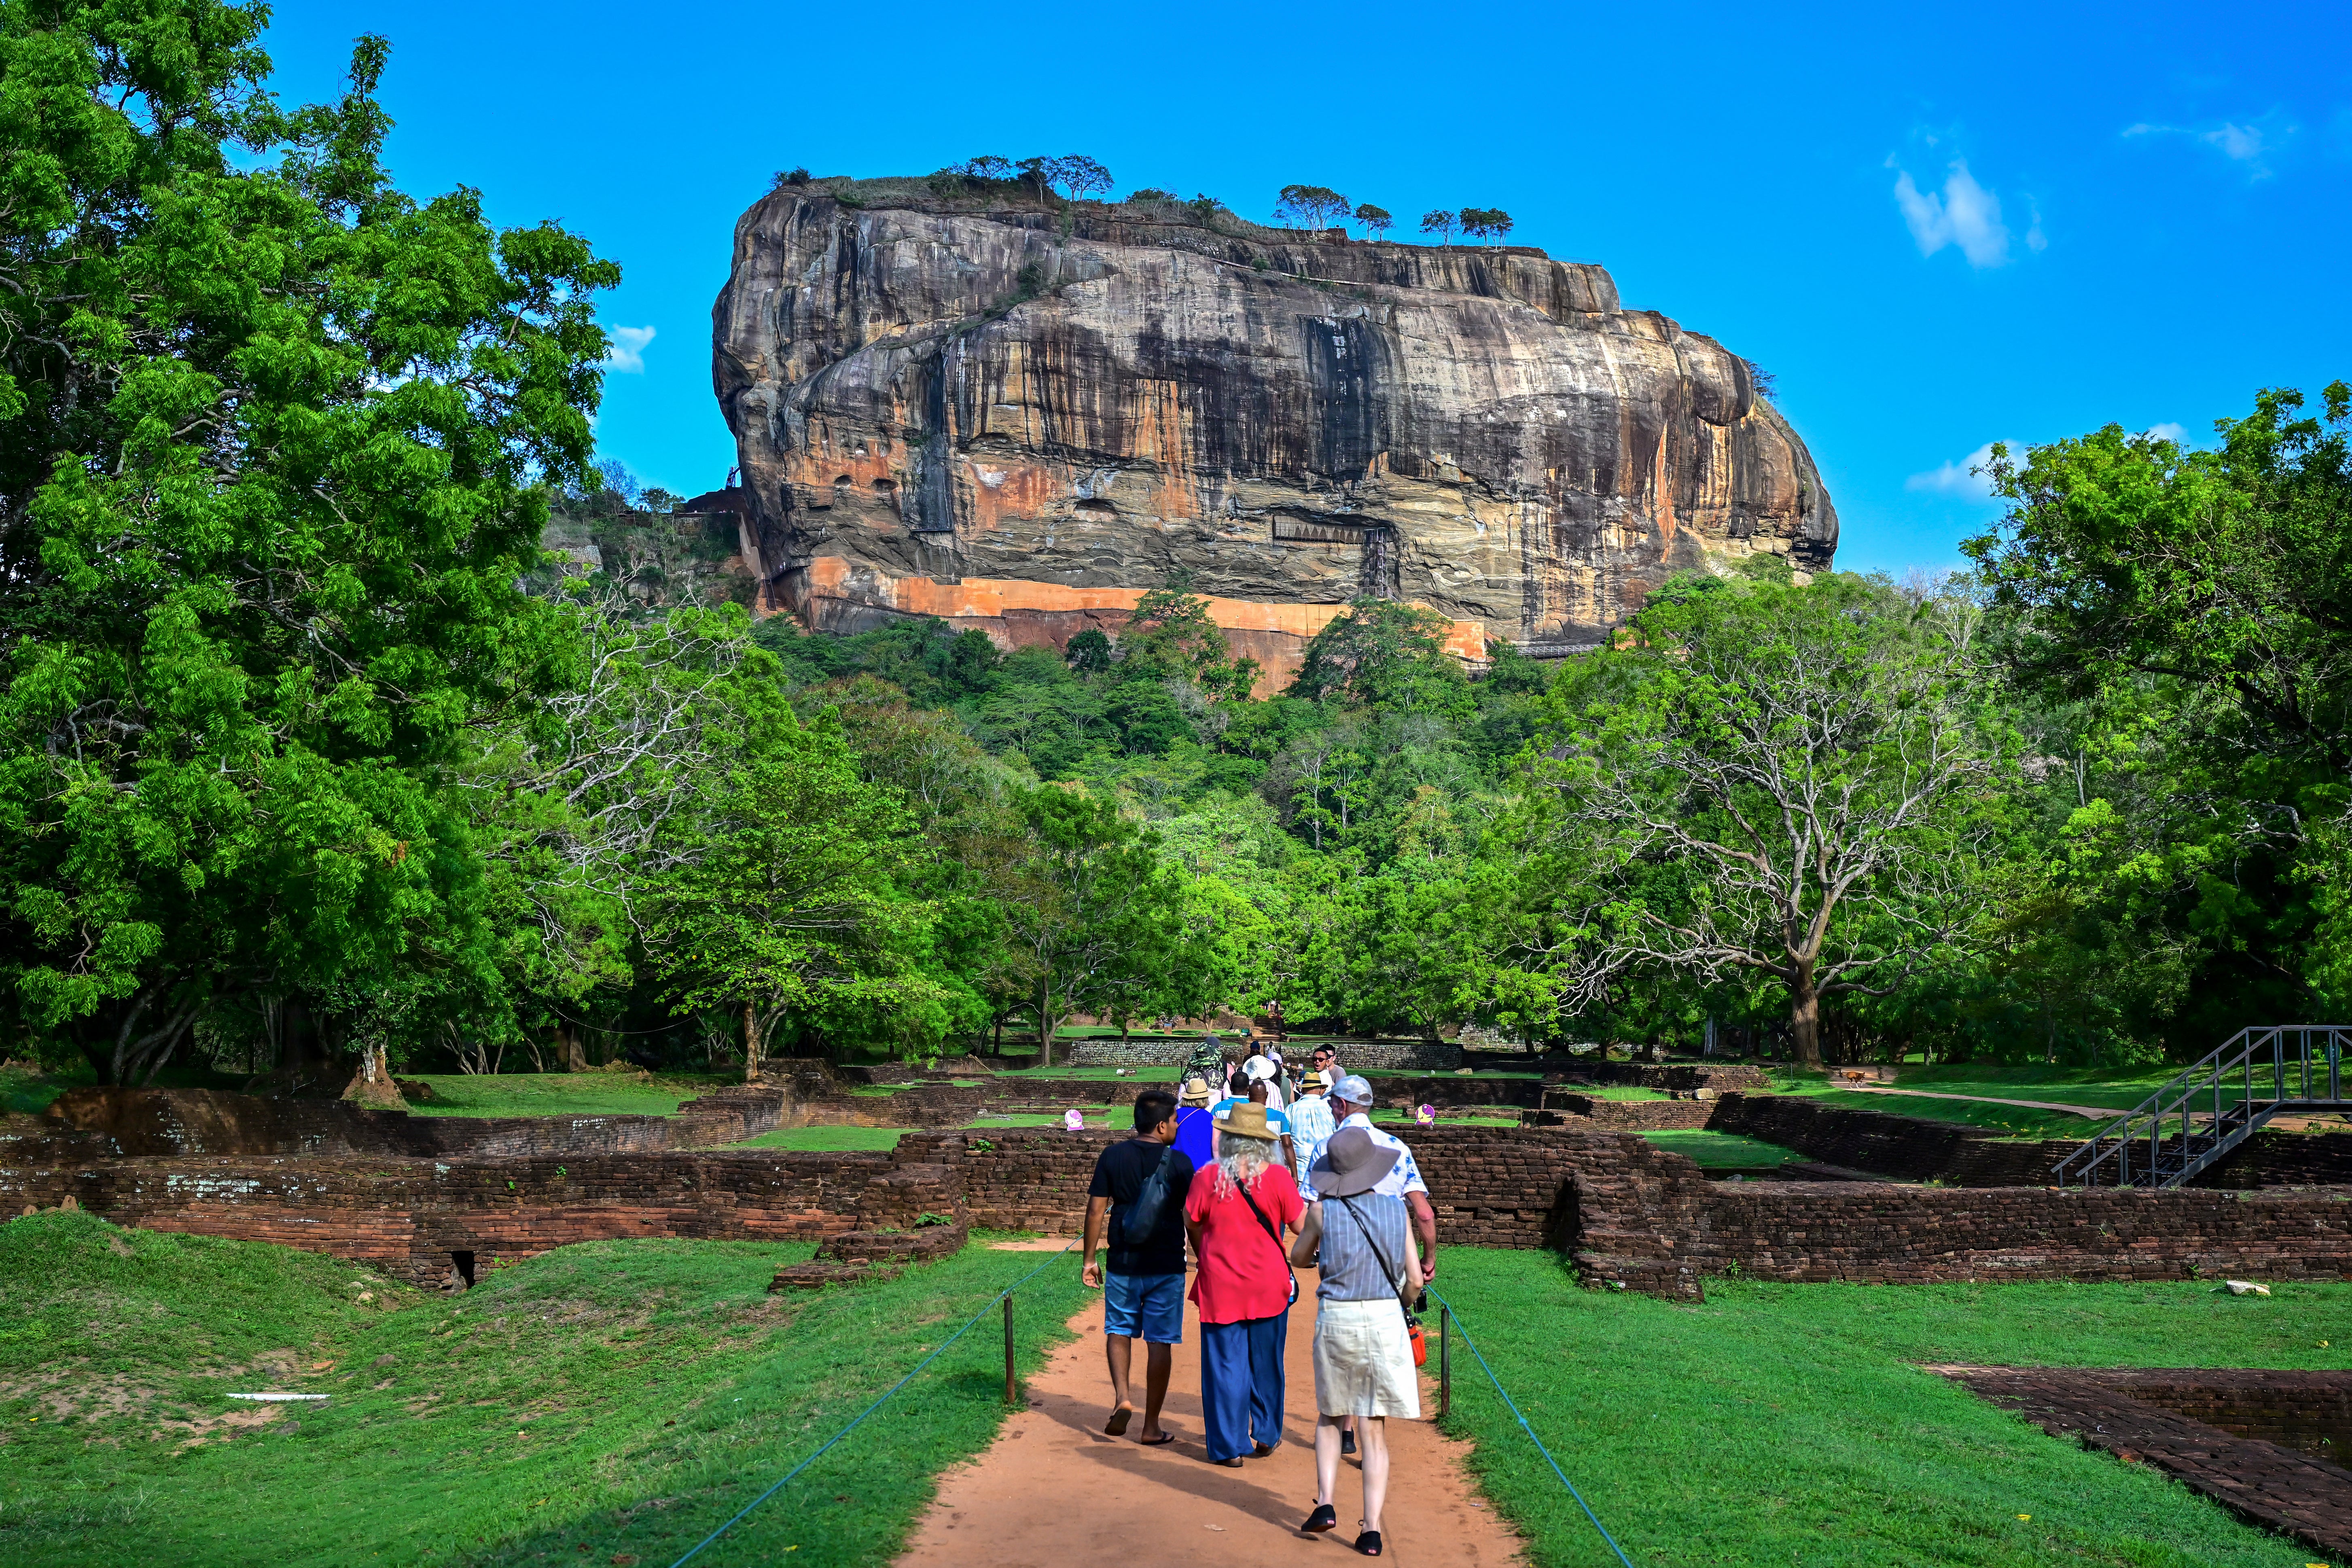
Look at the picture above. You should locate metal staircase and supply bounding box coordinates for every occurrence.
[2053,1025,2352,1189]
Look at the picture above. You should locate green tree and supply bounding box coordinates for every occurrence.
[1352,203,1393,241]
[1420,210,1458,247]
[644,701,936,1071]
[1276,184,1349,232]
[1966,386,2352,1017]
[0,15,614,1082]
[1288,598,1471,716]
[994,788,1186,1063]
[1532,574,2007,1069]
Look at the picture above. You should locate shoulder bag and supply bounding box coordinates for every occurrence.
[1234,1175,1300,1307]
[1334,1195,1428,1367]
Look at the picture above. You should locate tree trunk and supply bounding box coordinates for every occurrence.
[1036,983,1056,1068]
[1789,972,1824,1071]
[557,1021,589,1073]
[743,999,761,1082]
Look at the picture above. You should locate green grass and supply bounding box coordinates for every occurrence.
[0,1210,1086,1567]
[400,1072,731,1119]
[1432,1248,2352,1567]
[1777,1082,2096,1140]
[1637,1129,1807,1167]
[0,1063,70,1117]
[731,1125,911,1151]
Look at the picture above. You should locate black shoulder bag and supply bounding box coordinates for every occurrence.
[1119,1144,1176,1248]
[1235,1176,1300,1307]
[1335,1195,1428,1366]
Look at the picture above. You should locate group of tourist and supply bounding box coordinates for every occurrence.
[1079,1039,1435,1557]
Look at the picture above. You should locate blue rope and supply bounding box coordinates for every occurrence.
[667,1239,1078,1568]
[1430,1290,1636,1568]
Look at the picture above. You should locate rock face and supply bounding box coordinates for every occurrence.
[712,180,1836,685]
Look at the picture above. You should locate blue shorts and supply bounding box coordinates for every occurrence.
[1103,1270,1185,1344]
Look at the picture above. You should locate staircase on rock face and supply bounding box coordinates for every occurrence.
[2055,1025,2352,1189]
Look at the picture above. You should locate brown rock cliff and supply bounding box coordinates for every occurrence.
[712,180,1836,684]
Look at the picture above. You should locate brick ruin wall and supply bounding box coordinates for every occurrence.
[7,1088,2348,1301]
[1702,1093,2352,1189]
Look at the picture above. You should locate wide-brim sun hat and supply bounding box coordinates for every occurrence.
[1213,1100,1283,1141]
[1307,1126,1400,1198]
[1242,1054,1276,1081]
[1178,1076,1217,1108]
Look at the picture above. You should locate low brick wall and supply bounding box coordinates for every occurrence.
[1704,1093,1991,1177]
[1063,1038,1464,1072]
[0,1144,952,1289]
[18,1085,794,1162]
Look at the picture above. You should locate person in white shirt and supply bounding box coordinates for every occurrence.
[1242,1053,1287,1111]
[1305,1076,1436,1284]
[1285,1068,1339,1187]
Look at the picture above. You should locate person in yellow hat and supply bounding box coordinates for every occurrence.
[1181,1100,1302,1466]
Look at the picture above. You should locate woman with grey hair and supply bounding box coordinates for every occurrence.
[1290,1125,1427,1556]
[1181,1100,1303,1467]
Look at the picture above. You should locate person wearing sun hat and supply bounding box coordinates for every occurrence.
[1241,1051,1287,1111]
[1290,1125,1428,1557]
[1181,1098,1303,1467]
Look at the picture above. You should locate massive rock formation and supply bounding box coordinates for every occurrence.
[712,178,1836,685]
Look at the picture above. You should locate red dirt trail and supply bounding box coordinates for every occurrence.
[897,1247,1524,1567]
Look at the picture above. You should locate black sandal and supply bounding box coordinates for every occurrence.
[1354,1530,1383,1556]
[1300,1504,1338,1534]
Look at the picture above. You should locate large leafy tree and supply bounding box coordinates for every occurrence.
[0,9,614,1080]
[1531,572,2007,1068]
[1966,386,2352,1021]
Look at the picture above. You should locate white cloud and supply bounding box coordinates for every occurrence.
[1906,440,2017,498]
[2124,117,2290,177]
[605,324,656,374]
[2141,422,2187,443]
[1890,161,2014,267]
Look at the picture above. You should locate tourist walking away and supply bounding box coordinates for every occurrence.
[1081,1089,1196,1445]
[1301,1075,1437,1460]
[1181,1032,1227,1090]
[1242,1051,1287,1110]
[1287,1068,1338,1186]
[1291,1127,1428,1557]
[1183,1100,1303,1466]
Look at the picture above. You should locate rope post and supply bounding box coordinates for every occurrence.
[1002,1293,1017,1405]
[1436,1306,1451,1418]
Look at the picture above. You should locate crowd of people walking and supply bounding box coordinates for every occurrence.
[1078,1034,1435,1556]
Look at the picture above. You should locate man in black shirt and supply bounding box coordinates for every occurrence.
[1081,1089,1194,1445]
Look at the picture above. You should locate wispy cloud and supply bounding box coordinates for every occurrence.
[1906,440,2017,498]
[2141,422,2187,444]
[1889,160,2017,267]
[605,324,657,374]
[2123,115,2292,177]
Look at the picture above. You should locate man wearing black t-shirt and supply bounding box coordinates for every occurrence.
[1081,1089,1195,1445]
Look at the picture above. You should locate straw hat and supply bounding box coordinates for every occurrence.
[1213,1100,1282,1141]
[1307,1126,1400,1198]
[1177,1075,1217,1109]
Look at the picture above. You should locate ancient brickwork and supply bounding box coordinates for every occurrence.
[1064,1039,1463,1071]
[1541,1096,1714,1130]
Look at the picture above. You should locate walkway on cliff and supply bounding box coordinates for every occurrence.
[895,1245,1523,1567]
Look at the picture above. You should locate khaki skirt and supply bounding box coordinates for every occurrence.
[1311,1297,1421,1419]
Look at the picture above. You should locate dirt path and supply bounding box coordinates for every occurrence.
[898,1248,1522,1567]
[1854,1087,2117,1118]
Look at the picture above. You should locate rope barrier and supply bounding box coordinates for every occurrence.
[1429,1288,1636,1568]
[667,1237,1079,1568]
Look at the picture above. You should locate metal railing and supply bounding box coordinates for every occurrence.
[2053,1025,2350,1189]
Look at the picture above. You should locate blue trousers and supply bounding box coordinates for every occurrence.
[1199,1310,1288,1461]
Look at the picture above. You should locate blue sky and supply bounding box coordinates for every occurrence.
[265,0,2349,575]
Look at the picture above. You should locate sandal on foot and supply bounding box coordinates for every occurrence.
[1300,1504,1339,1534]
[1340,1429,1358,1457]
[1215,1456,1244,1468]
[1251,1441,1277,1458]
[1104,1407,1132,1436]
[1139,1431,1174,1447]
[1353,1530,1384,1556]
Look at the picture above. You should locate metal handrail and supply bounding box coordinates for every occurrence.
[2052,1024,2349,1190]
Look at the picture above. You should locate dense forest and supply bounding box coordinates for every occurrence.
[2,5,2348,1087]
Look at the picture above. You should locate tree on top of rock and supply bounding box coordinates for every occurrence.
[1420,209,1459,247]
[1461,208,1515,245]
[1277,185,1350,232]
[1353,203,1394,240]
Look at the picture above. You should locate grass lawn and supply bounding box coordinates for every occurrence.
[731,1125,911,1151]
[1776,1081,2096,1140]
[1433,1248,2352,1567]
[400,1072,731,1119]
[0,1062,68,1117]
[1637,1129,1807,1168]
[0,1210,1085,1567]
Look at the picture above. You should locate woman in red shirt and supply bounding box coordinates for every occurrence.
[1182,1100,1303,1466]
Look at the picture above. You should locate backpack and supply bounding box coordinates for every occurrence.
[1119,1145,1178,1248]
